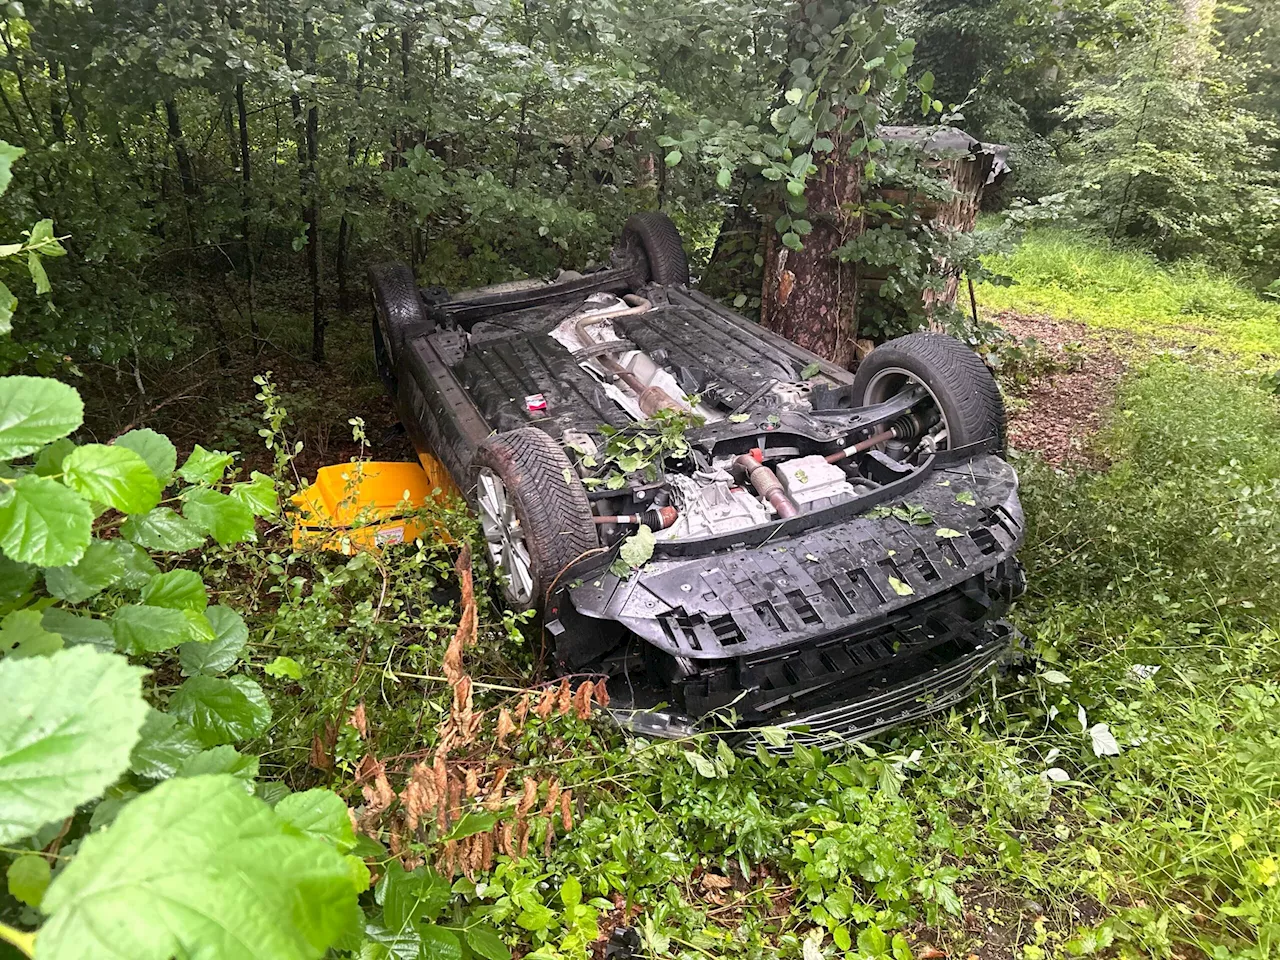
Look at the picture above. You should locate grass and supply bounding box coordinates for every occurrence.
[978,228,1280,362]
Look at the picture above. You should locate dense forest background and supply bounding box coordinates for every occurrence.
[0,0,1276,381]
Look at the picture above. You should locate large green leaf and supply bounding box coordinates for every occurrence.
[62,443,162,515]
[178,444,234,485]
[111,540,158,589]
[276,789,356,852]
[0,474,93,567]
[0,608,63,658]
[128,708,202,781]
[39,774,358,960]
[464,924,512,960]
[34,437,75,476]
[176,745,259,783]
[0,646,147,843]
[381,863,453,934]
[169,674,272,746]
[113,428,177,485]
[42,608,113,650]
[44,539,125,603]
[419,925,463,960]
[140,569,207,611]
[230,471,278,516]
[183,486,256,546]
[0,376,82,461]
[0,140,24,197]
[120,507,206,552]
[7,852,50,908]
[178,605,247,677]
[0,555,36,615]
[110,604,192,654]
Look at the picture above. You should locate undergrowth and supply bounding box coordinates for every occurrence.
[977,229,1280,362]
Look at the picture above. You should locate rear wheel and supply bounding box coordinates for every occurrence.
[368,262,433,392]
[472,428,598,611]
[852,332,1006,453]
[618,212,689,286]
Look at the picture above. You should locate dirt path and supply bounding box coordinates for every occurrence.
[994,310,1129,469]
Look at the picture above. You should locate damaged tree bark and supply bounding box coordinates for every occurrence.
[759,123,864,369]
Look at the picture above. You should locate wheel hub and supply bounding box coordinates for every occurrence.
[863,366,951,450]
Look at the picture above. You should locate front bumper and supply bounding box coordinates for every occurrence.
[560,453,1025,740]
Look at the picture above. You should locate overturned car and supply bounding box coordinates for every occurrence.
[369,213,1024,748]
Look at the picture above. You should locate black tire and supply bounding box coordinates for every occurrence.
[472,428,598,611]
[369,262,434,392]
[851,332,1006,454]
[619,212,690,286]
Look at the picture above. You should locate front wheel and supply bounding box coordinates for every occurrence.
[852,332,1006,454]
[471,428,598,611]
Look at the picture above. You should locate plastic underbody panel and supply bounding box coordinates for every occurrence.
[390,276,1026,746]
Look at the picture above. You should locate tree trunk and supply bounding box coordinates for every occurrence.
[336,42,363,317]
[759,126,864,367]
[164,98,200,198]
[286,27,324,363]
[235,80,257,342]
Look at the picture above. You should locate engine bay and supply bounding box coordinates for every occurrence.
[452,291,949,547]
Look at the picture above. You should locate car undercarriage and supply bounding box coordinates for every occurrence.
[370,213,1025,747]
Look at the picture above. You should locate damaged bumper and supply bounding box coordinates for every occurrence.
[563,454,1025,742]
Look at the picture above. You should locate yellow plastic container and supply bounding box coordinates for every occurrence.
[291,456,461,554]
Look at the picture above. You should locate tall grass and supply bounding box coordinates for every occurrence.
[978,229,1280,360]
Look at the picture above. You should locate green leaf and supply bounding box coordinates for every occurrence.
[28,219,65,256]
[178,444,234,485]
[0,608,63,658]
[420,925,462,960]
[62,443,162,515]
[0,140,25,197]
[0,474,93,567]
[177,745,259,782]
[128,708,202,780]
[784,87,803,105]
[800,362,821,379]
[729,413,750,423]
[27,249,49,294]
[0,280,15,336]
[618,524,655,570]
[0,555,36,616]
[112,540,159,588]
[114,428,177,485]
[464,924,512,960]
[45,539,125,602]
[918,70,935,93]
[560,875,582,908]
[264,654,304,679]
[121,506,206,551]
[34,436,75,476]
[0,375,83,460]
[276,789,356,852]
[664,149,682,167]
[230,471,278,516]
[141,569,208,611]
[7,852,50,907]
[888,577,914,597]
[935,527,964,539]
[169,674,272,746]
[39,774,357,960]
[441,810,497,842]
[42,608,113,650]
[0,646,147,843]
[111,603,192,654]
[782,231,803,251]
[179,605,248,677]
[183,486,256,546]
[382,863,453,933]
[955,490,976,505]
[716,167,732,190]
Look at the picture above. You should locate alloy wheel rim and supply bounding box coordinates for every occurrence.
[477,468,535,606]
